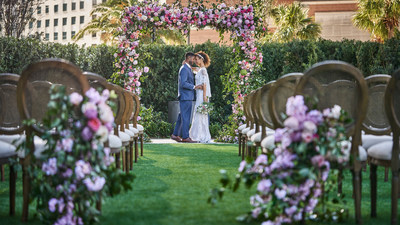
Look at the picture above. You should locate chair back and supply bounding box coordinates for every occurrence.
[242,95,250,127]
[17,59,90,133]
[268,73,303,129]
[362,74,391,135]
[385,69,400,167]
[108,84,126,135]
[0,73,24,135]
[251,88,262,133]
[83,71,109,90]
[129,92,140,128]
[258,81,275,138]
[246,91,256,128]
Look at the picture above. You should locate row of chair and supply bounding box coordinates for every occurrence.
[237,60,400,224]
[0,59,144,221]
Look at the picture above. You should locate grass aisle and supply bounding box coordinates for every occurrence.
[0,143,396,224]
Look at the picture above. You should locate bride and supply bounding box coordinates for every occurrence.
[189,51,212,143]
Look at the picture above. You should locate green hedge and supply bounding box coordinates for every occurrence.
[2,37,400,128]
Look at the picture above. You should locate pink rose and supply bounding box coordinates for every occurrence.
[88,118,101,132]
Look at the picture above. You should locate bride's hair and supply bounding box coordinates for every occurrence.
[195,51,211,68]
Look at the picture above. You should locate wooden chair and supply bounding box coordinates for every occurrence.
[366,70,400,224]
[127,92,141,165]
[83,72,125,169]
[237,95,250,158]
[294,60,368,224]
[0,73,21,216]
[255,81,276,153]
[360,74,392,219]
[268,73,303,129]
[241,92,256,159]
[246,88,265,158]
[16,59,90,221]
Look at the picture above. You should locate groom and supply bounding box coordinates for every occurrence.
[171,52,203,143]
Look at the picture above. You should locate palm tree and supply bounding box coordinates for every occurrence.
[269,2,321,42]
[353,0,400,43]
[73,0,185,45]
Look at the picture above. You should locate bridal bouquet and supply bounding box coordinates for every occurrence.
[210,95,351,224]
[18,86,134,225]
[196,102,213,115]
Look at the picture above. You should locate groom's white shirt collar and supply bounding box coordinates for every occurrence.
[185,63,191,69]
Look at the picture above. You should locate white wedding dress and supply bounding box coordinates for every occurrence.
[189,67,212,143]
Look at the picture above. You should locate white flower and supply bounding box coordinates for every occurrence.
[331,105,341,119]
[96,126,109,143]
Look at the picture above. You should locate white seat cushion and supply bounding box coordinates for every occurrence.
[129,127,139,135]
[247,128,256,138]
[118,131,130,143]
[368,141,394,161]
[108,134,122,152]
[251,132,262,142]
[238,124,247,131]
[337,142,367,162]
[362,134,392,149]
[0,134,22,145]
[123,129,135,140]
[242,127,251,135]
[18,136,47,159]
[261,135,275,150]
[137,124,144,131]
[0,141,17,158]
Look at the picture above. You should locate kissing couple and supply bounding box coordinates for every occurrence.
[171,51,212,143]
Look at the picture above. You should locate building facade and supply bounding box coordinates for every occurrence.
[23,0,107,46]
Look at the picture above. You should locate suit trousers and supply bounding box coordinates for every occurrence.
[173,100,192,139]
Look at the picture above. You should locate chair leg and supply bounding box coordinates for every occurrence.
[135,138,138,163]
[241,136,246,160]
[391,170,399,225]
[1,165,4,182]
[238,133,242,156]
[338,169,343,194]
[115,153,121,169]
[9,164,16,216]
[140,134,143,156]
[352,169,362,224]
[122,149,126,172]
[22,164,30,222]
[130,141,133,170]
[385,167,389,182]
[370,164,377,218]
[96,195,102,212]
[125,146,129,175]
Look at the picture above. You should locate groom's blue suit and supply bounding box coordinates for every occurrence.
[173,63,195,139]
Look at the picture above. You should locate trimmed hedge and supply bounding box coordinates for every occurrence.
[2,37,400,127]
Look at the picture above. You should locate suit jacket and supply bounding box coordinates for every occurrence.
[178,63,195,101]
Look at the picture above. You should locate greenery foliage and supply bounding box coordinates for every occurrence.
[2,37,400,138]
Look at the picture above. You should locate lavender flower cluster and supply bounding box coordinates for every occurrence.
[238,95,350,225]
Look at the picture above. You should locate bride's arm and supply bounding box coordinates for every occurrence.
[203,83,208,102]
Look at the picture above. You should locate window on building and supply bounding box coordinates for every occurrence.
[45,5,49,13]
[72,2,76,10]
[63,32,67,40]
[37,20,41,28]
[80,16,84,24]
[63,3,67,11]
[71,31,76,38]
[71,17,76,25]
[54,32,58,41]
[80,1,84,9]
[37,6,41,14]
[92,0,97,6]
[92,32,97,37]
[54,5,58,13]
[102,0,106,2]
[29,22,33,29]
[45,19,50,27]
[54,19,58,27]
[45,33,49,41]
[63,18,67,26]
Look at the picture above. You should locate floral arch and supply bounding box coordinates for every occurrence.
[113,1,263,136]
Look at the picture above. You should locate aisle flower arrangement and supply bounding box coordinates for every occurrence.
[19,86,134,225]
[210,95,351,224]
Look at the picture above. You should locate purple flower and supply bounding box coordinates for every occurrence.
[85,88,101,103]
[144,67,149,73]
[82,102,98,119]
[42,158,57,176]
[306,110,323,124]
[81,126,93,141]
[285,205,298,216]
[254,154,268,166]
[84,176,106,192]
[274,128,285,142]
[311,155,325,167]
[257,179,272,193]
[62,168,73,178]
[261,221,274,225]
[61,138,74,152]
[238,160,246,172]
[75,160,92,179]
[275,188,286,199]
[281,134,292,149]
[284,116,299,130]
[252,207,262,218]
[48,198,57,212]
[58,198,65,213]
[286,95,307,121]
[303,121,317,133]
[69,92,83,106]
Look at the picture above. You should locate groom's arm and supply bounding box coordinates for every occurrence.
[180,68,195,90]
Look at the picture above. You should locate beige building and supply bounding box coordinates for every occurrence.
[23,0,107,46]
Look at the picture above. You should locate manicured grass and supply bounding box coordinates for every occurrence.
[0,143,397,224]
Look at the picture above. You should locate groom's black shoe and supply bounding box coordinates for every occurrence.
[171,134,182,142]
[182,138,198,143]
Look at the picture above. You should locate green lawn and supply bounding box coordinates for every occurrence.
[0,143,396,225]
